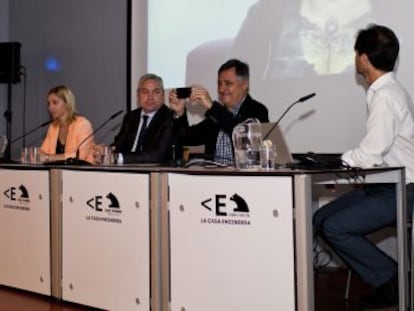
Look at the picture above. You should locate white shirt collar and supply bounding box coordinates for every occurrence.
[141,109,157,125]
[367,72,395,104]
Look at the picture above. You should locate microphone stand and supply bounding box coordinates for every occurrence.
[64,110,123,165]
[263,93,316,140]
[10,120,52,144]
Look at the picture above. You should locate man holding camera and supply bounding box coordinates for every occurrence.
[169,58,269,164]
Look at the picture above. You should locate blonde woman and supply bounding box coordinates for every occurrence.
[40,85,95,163]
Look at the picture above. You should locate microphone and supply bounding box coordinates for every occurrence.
[298,93,316,103]
[10,120,52,144]
[263,93,315,140]
[46,110,123,166]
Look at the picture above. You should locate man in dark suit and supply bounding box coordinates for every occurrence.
[95,73,174,164]
[169,59,269,164]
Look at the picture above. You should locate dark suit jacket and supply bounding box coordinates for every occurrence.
[112,105,174,163]
[174,94,269,159]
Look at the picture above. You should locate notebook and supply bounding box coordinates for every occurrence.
[261,122,294,165]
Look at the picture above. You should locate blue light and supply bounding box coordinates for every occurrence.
[45,57,61,72]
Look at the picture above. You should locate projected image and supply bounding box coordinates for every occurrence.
[231,0,375,79]
[137,0,414,153]
[148,0,374,87]
[148,0,257,88]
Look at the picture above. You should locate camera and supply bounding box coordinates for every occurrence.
[176,87,192,99]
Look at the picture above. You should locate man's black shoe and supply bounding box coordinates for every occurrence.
[359,276,398,309]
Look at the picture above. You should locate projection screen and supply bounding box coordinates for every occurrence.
[131,0,414,153]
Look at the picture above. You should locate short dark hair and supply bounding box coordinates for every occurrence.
[218,59,249,81]
[354,24,399,72]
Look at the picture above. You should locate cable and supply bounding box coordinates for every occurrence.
[185,158,229,168]
[313,234,333,270]
[333,166,365,185]
[19,66,27,147]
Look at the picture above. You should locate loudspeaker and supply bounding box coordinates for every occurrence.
[0,42,21,84]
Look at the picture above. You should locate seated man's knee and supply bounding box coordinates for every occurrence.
[320,216,346,242]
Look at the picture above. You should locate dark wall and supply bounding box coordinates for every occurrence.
[8,0,128,159]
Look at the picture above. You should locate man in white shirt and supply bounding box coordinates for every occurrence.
[313,24,414,309]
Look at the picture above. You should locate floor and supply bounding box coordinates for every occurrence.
[0,287,101,311]
[314,268,397,311]
[0,268,397,311]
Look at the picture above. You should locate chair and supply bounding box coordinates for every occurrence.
[344,269,352,300]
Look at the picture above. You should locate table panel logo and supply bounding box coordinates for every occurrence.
[2,184,31,211]
[85,192,122,224]
[200,193,251,226]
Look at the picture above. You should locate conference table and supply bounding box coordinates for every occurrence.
[0,164,409,311]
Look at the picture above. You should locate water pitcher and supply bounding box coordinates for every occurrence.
[232,118,262,169]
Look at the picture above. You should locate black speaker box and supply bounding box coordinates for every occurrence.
[0,42,21,84]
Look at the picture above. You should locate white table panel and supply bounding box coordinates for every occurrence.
[61,170,150,311]
[0,169,51,295]
[168,173,295,311]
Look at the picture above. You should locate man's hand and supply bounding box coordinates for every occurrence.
[169,89,186,117]
[92,144,106,165]
[190,84,213,109]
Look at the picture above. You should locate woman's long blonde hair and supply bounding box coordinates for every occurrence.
[47,85,78,123]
